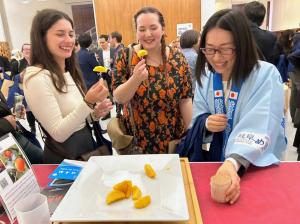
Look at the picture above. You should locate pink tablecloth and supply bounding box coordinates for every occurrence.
[190,162,300,224]
[0,165,57,224]
[2,162,300,224]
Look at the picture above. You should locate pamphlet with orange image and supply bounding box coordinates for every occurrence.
[0,133,39,223]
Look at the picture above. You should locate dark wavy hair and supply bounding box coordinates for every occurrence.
[29,9,85,93]
[195,9,258,87]
[134,7,167,67]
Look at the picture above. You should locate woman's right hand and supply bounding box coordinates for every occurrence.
[132,59,148,83]
[85,79,108,104]
[93,99,113,118]
[215,160,241,204]
[206,114,227,132]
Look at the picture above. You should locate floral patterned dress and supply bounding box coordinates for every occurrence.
[113,46,192,153]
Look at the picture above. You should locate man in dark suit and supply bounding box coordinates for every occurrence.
[77,34,108,133]
[244,1,277,64]
[110,31,124,57]
[95,34,115,120]
[11,43,31,77]
[0,91,43,163]
[95,34,115,69]
[77,33,100,90]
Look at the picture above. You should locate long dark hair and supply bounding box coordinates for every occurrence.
[29,9,85,93]
[195,9,258,87]
[134,7,167,68]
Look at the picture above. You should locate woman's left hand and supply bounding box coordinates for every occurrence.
[216,160,240,204]
[93,99,113,118]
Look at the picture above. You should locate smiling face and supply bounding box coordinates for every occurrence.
[205,28,236,80]
[45,18,75,66]
[136,12,164,51]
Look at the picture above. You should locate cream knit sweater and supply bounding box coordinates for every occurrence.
[23,66,92,142]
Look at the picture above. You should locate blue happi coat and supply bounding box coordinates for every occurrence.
[192,61,287,167]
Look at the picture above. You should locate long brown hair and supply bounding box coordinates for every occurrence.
[29,9,85,93]
[134,7,167,68]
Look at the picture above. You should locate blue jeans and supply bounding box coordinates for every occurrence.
[13,132,43,164]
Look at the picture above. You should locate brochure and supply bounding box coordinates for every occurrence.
[41,159,86,214]
[0,133,40,224]
[48,164,82,181]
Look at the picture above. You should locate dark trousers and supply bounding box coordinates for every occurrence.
[101,72,113,101]
[290,69,300,121]
[293,128,300,161]
[26,111,36,129]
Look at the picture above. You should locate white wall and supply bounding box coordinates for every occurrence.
[0,12,5,41]
[201,0,216,30]
[0,0,7,41]
[3,0,73,50]
[216,0,232,10]
[271,0,300,31]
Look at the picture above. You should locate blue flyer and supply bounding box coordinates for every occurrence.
[48,164,82,181]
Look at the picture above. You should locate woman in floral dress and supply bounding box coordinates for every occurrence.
[113,7,193,154]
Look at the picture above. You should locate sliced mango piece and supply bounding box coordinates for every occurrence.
[137,49,148,58]
[132,185,142,200]
[106,190,126,204]
[93,66,108,73]
[125,180,132,198]
[113,180,132,198]
[134,195,151,209]
[144,163,156,178]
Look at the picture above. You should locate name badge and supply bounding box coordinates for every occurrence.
[235,132,270,153]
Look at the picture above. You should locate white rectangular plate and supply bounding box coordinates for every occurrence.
[51,154,189,222]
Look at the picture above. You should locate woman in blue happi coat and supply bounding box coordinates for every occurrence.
[191,9,286,204]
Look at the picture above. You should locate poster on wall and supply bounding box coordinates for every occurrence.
[176,23,193,36]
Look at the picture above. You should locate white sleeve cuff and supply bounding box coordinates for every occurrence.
[226,157,241,171]
[205,118,209,129]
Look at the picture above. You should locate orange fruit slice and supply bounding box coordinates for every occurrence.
[93,66,108,73]
[132,185,142,200]
[134,195,151,209]
[106,189,126,205]
[137,50,148,58]
[144,164,156,178]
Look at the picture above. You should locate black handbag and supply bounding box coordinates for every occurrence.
[42,122,112,162]
[41,78,113,161]
[89,121,112,156]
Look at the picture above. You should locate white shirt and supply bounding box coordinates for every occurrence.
[102,49,110,69]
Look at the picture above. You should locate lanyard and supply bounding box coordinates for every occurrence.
[213,73,241,161]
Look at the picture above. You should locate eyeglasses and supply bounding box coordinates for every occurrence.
[201,47,235,56]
